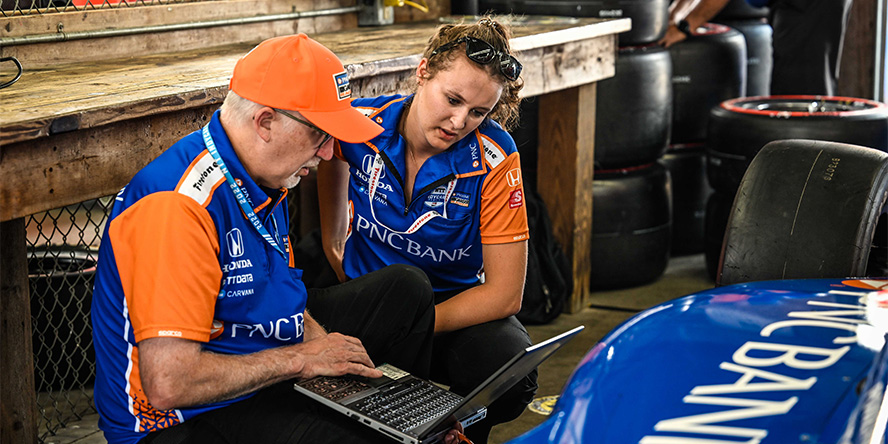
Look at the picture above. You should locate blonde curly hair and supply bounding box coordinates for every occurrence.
[419,16,523,131]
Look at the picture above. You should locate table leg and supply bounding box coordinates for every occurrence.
[536,83,597,314]
[1,218,39,444]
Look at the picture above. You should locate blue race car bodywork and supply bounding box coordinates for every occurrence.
[509,278,888,444]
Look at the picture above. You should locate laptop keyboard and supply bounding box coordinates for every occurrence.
[352,378,463,432]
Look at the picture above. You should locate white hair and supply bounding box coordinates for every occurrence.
[220,91,300,132]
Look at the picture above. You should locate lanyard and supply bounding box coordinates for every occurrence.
[367,153,457,235]
[202,125,286,258]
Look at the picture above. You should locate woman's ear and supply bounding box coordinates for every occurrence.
[416,58,430,85]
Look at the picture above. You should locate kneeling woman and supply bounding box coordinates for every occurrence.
[317,17,536,443]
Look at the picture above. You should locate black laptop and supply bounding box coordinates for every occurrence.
[293,326,584,444]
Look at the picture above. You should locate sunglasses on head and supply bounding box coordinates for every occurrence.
[429,36,522,81]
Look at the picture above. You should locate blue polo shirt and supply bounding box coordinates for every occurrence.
[91,111,307,444]
[336,95,529,292]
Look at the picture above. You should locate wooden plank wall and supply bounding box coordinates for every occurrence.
[0,0,449,69]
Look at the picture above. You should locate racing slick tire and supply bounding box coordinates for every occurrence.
[717,139,888,286]
[596,44,672,169]
[670,23,746,144]
[590,162,672,290]
[476,0,669,46]
[704,190,733,281]
[661,143,712,256]
[714,18,772,97]
[706,95,888,195]
[713,0,768,20]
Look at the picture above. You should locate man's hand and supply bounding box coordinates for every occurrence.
[139,331,381,411]
[294,333,384,380]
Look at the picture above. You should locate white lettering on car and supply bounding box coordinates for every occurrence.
[639,288,874,443]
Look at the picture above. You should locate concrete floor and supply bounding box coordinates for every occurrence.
[45,254,715,444]
[488,253,715,444]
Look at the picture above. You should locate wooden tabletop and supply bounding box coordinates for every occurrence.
[0,17,629,146]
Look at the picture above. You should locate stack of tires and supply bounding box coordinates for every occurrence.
[480,0,675,290]
[477,0,669,47]
[704,96,888,279]
[664,21,746,260]
[591,41,673,290]
[713,0,772,96]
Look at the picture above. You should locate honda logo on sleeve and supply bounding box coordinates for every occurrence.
[507,169,522,187]
[227,228,245,258]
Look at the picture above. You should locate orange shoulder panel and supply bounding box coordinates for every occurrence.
[479,152,530,244]
[109,192,222,344]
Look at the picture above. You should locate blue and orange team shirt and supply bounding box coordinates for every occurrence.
[336,95,529,293]
[91,111,307,444]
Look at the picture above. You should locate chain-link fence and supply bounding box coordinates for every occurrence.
[26,197,112,441]
[24,193,308,442]
[0,0,204,16]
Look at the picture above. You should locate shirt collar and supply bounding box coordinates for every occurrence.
[207,110,276,213]
[370,96,487,179]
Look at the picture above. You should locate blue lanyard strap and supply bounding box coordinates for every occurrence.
[202,125,286,258]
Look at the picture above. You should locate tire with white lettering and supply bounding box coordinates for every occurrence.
[476,0,669,45]
[595,44,672,168]
[590,162,672,290]
[661,143,712,256]
[713,0,768,20]
[706,96,888,194]
[670,23,746,144]
[717,139,888,286]
[715,19,772,96]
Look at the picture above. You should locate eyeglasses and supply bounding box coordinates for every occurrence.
[429,36,523,81]
[275,109,333,150]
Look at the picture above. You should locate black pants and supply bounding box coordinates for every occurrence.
[769,0,853,96]
[430,315,538,444]
[141,264,435,444]
[307,264,436,379]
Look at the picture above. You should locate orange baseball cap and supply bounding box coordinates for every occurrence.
[229,34,383,143]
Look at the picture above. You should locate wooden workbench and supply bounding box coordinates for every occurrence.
[0,16,629,443]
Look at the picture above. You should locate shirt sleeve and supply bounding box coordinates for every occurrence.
[480,151,530,244]
[108,192,221,343]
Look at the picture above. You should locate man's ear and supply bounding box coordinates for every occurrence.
[253,107,276,143]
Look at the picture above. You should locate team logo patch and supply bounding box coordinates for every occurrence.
[450,197,470,207]
[450,192,471,207]
[424,186,448,208]
[507,168,522,187]
[509,190,523,209]
[334,71,351,101]
[227,228,245,258]
[362,154,385,179]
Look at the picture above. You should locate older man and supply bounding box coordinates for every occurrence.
[91,34,436,444]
